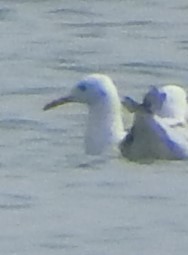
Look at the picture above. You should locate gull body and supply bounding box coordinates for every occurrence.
[121,85,188,161]
[44,74,125,155]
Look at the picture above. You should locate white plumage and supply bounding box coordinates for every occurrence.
[44,74,125,155]
[44,75,188,161]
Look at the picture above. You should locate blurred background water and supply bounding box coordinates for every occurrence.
[0,0,188,254]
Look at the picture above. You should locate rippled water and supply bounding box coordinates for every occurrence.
[0,0,188,254]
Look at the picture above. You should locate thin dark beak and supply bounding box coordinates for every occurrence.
[43,96,74,111]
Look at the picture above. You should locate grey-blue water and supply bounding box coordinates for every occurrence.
[0,0,188,254]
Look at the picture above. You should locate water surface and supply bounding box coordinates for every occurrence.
[0,1,188,254]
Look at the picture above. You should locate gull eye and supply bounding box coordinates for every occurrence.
[78,84,87,91]
[160,92,166,103]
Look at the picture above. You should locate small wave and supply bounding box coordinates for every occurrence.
[0,193,34,210]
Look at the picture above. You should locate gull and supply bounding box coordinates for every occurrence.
[44,74,125,155]
[121,85,188,161]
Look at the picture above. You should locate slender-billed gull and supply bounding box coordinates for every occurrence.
[121,85,188,160]
[44,74,125,155]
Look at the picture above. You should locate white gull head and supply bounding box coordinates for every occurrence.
[143,85,187,122]
[44,74,125,155]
